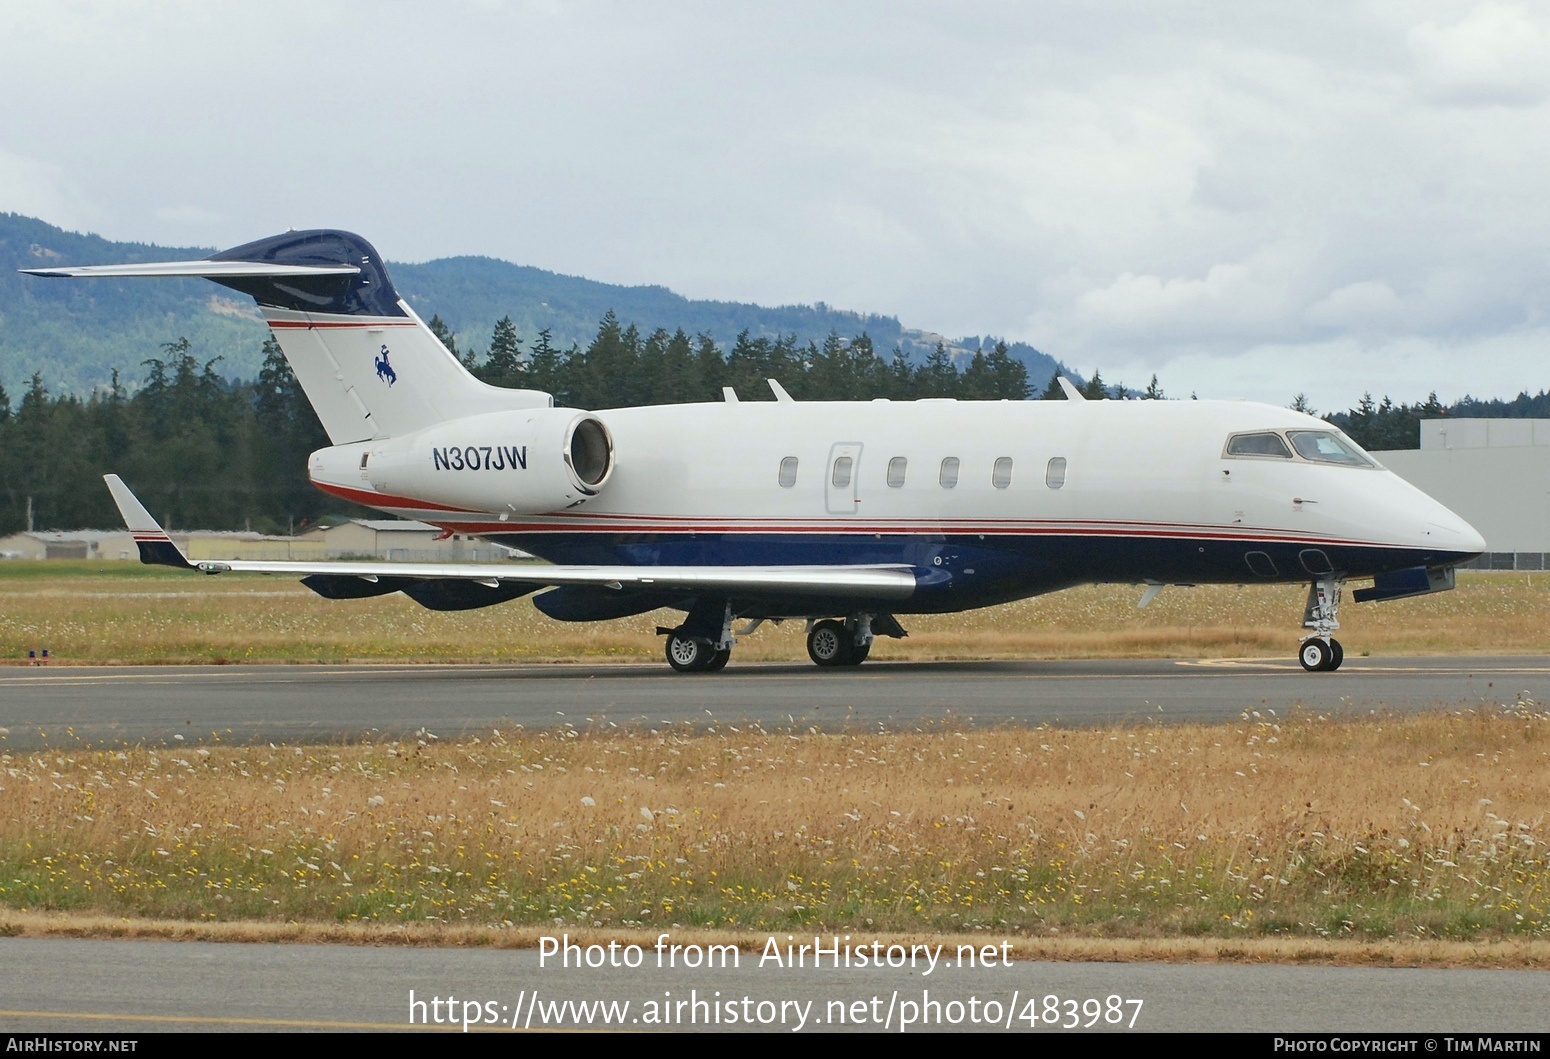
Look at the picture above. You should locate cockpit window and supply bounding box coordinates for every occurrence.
[1225,432,1293,459]
[1287,430,1377,467]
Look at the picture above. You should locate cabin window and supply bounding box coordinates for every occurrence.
[887,457,907,488]
[992,457,1013,489]
[778,456,798,487]
[1287,430,1377,468]
[939,457,960,488]
[1225,432,1293,459]
[1046,457,1067,489]
[831,456,853,489]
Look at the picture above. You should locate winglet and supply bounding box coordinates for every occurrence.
[103,475,193,569]
[1057,377,1086,401]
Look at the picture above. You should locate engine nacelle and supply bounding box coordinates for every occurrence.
[351,408,613,513]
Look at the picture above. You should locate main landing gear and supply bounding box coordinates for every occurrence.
[659,608,904,673]
[663,629,731,673]
[660,599,738,673]
[806,617,871,667]
[1298,577,1345,672]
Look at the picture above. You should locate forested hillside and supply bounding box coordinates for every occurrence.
[0,321,1037,534]
[0,213,1064,394]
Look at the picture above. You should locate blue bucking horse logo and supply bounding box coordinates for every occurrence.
[375,345,398,387]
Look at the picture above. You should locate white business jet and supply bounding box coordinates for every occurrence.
[24,230,1486,673]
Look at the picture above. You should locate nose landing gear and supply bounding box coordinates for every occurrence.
[1298,577,1345,672]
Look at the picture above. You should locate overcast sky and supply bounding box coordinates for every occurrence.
[4,1,1548,409]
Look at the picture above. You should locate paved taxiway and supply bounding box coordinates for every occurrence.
[2,656,1547,749]
[1,937,1546,1033]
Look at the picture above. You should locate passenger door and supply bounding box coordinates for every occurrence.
[826,442,863,515]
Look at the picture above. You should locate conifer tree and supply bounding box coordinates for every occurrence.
[427,315,460,363]
[984,340,1029,400]
[917,341,958,398]
[480,315,524,387]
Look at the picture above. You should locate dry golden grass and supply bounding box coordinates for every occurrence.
[3,912,1546,968]
[2,563,1548,664]
[2,705,1546,942]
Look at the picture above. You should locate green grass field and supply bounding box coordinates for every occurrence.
[3,562,1548,665]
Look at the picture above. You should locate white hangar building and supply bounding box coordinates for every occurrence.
[1377,419,1550,571]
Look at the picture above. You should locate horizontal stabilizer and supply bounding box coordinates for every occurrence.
[20,260,359,279]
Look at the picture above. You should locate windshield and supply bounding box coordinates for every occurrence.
[1287,430,1378,467]
[1226,432,1293,458]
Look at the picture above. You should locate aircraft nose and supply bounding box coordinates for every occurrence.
[1425,506,1486,559]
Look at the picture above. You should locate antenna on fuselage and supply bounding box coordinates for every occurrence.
[1057,377,1086,401]
[767,379,795,402]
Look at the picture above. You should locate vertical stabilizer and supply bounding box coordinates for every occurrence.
[21,230,555,444]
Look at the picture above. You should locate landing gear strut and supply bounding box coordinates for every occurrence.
[1298,577,1345,672]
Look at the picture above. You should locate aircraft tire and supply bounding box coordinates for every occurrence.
[1298,638,1331,672]
[704,647,731,672]
[846,642,870,666]
[665,628,714,673]
[807,619,853,667]
[1327,638,1343,671]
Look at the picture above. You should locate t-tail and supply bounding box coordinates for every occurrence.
[21,230,551,443]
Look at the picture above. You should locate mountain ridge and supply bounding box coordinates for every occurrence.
[0,213,1066,394]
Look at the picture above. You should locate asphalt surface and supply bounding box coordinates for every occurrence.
[0,937,1545,1034]
[1,655,1547,750]
[2,661,1547,1035]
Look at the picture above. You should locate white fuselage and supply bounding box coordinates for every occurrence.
[309,396,1484,612]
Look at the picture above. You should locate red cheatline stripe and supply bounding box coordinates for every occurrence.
[310,483,1391,548]
[429,521,1388,549]
[311,480,479,513]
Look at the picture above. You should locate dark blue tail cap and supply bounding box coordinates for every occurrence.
[135,538,194,569]
[209,230,407,317]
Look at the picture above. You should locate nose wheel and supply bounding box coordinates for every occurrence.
[1298,636,1343,672]
[1297,577,1345,671]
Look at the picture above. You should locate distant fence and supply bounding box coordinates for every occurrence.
[1460,553,1550,571]
[378,547,523,563]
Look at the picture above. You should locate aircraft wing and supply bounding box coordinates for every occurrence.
[104,475,917,601]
